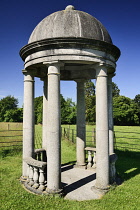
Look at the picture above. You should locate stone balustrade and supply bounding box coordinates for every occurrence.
[85,147,96,169]
[35,148,47,162]
[23,149,47,193]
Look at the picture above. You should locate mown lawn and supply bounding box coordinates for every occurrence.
[0,141,140,209]
[61,125,140,151]
[0,123,140,209]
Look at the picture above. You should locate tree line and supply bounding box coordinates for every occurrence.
[0,81,140,125]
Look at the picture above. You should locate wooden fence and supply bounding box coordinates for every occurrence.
[61,127,140,152]
[0,123,140,152]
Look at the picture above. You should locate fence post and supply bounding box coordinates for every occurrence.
[92,128,96,146]
[8,124,10,131]
[114,132,116,149]
[67,127,70,140]
[72,129,74,143]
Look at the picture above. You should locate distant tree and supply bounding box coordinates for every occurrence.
[134,94,140,107]
[34,96,43,124]
[85,80,96,124]
[85,80,95,97]
[61,95,76,124]
[112,82,120,97]
[34,94,76,124]
[64,98,76,124]
[133,94,140,123]
[4,108,23,122]
[0,96,18,121]
[113,96,139,125]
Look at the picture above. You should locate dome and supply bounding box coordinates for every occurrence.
[28,5,113,44]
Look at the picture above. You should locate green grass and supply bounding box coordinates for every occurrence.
[114,126,140,151]
[0,140,140,210]
[0,123,140,209]
[0,122,22,149]
[62,125,140,151]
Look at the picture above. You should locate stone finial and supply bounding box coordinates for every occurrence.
[65,5,75,10]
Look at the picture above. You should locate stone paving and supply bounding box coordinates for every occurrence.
[61,165,105,201]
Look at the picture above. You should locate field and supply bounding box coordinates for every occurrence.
[0,123,140,209]
[61,125,140,152]
[0,123,140,152]
[0,122,22,148]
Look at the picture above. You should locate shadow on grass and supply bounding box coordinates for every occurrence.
[0,147,22,158]
[115,149,140,181]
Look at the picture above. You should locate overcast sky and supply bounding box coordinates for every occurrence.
[0,0,140,107]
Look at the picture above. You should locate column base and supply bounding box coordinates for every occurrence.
[91,185,110,198]
[45,188,63,197]
[74,163,86,169]
[20,176,28,183]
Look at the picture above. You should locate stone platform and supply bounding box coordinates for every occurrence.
[61,164,106,201]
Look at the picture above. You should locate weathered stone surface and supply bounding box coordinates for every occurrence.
[20,5,121,196]
[28,6,112,44]
[24,157,47,168]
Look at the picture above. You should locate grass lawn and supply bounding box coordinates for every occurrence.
[0,123,140,209]
[61,125,140,151]
[0,141,140,209]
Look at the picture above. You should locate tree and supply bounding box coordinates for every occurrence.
[134,94,140,107]
[34,96,43,124]
[0,96,18,121]
[61,95,76,124]
[112,82,120,97]
[133,94,140,124]
[113,96,139,126]
[34,94,76,124]
[85,80,96,124]
[85,80,95,97]
[4,108,23,122]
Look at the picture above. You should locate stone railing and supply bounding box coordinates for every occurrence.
[35,148,47,162]
[85,147,96,169]
[23,148,47,193]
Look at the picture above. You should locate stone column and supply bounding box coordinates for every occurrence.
[76,79,86,167]
[22,70,35,178]
[95,64,109,189]
[108,74,114,154]
[44,61,62,193]
[42,77,48,150]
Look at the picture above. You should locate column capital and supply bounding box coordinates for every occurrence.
[94,63,116,78]
[22,69,35,77]
[108,73,115,79]
[95,64,108,78]
[23,73,34,83]
[43,61,64,67]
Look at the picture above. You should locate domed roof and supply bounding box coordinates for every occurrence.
[28,5,113,44]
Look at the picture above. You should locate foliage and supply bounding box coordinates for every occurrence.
[85,79,95,97]
[0,96,22,122]
[61,95,76,124]
[34,96,43,124]
[133,94,140,107]
[112,82,120,97]
[4,108,23,122]
[113,96,139,125]
[133,94,140,122]
[34,95,76,125]
[85,80,96,123]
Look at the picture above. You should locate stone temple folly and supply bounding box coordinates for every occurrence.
[20,5,120,199]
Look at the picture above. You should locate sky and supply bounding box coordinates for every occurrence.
[0,0,140,107]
